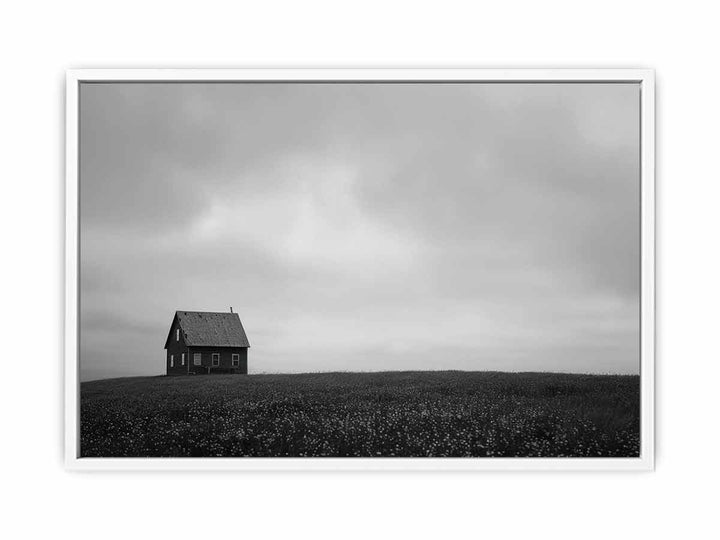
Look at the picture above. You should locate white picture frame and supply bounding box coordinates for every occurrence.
[65,68,655,471]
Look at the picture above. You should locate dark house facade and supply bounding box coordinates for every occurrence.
[164,310,250,375]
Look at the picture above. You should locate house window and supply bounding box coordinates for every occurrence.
[170,354,174,368]
[212,353,220,367]
[193,353,201,366]
[232,354,240,367]
[181,353,185,366]
[176,329,180,341]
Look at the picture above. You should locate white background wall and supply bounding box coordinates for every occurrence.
[1,1,717,538]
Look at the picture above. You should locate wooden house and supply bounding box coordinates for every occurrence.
[164,310,250,375]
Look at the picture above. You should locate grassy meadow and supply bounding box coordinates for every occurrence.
[80,371,640,458]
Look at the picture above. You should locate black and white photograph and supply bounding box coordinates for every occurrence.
[14,2,720,538]
[70,71,653,465]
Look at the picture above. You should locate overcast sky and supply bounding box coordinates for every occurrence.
[79,82,640,381]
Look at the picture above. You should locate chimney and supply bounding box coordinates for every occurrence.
[230,306,233,313]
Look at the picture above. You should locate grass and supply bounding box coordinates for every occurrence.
[80,371,640,458]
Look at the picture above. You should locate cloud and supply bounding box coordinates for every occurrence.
[79,82,640,380]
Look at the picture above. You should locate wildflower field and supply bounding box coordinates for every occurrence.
[80,371,640,458]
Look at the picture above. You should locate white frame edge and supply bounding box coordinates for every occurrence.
[64,68,655,471]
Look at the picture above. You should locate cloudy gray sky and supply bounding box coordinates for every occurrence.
[79,82,640,381]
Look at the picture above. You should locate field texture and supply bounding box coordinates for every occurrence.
[80,371,640,458]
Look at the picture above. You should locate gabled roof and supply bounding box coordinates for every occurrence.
[165,311,250,349]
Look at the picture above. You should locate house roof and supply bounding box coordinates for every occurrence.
[168,311,250,348]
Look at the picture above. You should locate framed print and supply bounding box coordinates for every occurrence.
[65,69,654,470]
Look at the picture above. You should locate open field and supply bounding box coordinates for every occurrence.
[80,371,640,458]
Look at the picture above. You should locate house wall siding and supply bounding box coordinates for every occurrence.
[166,317,189,375]
[187,346,248,374]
